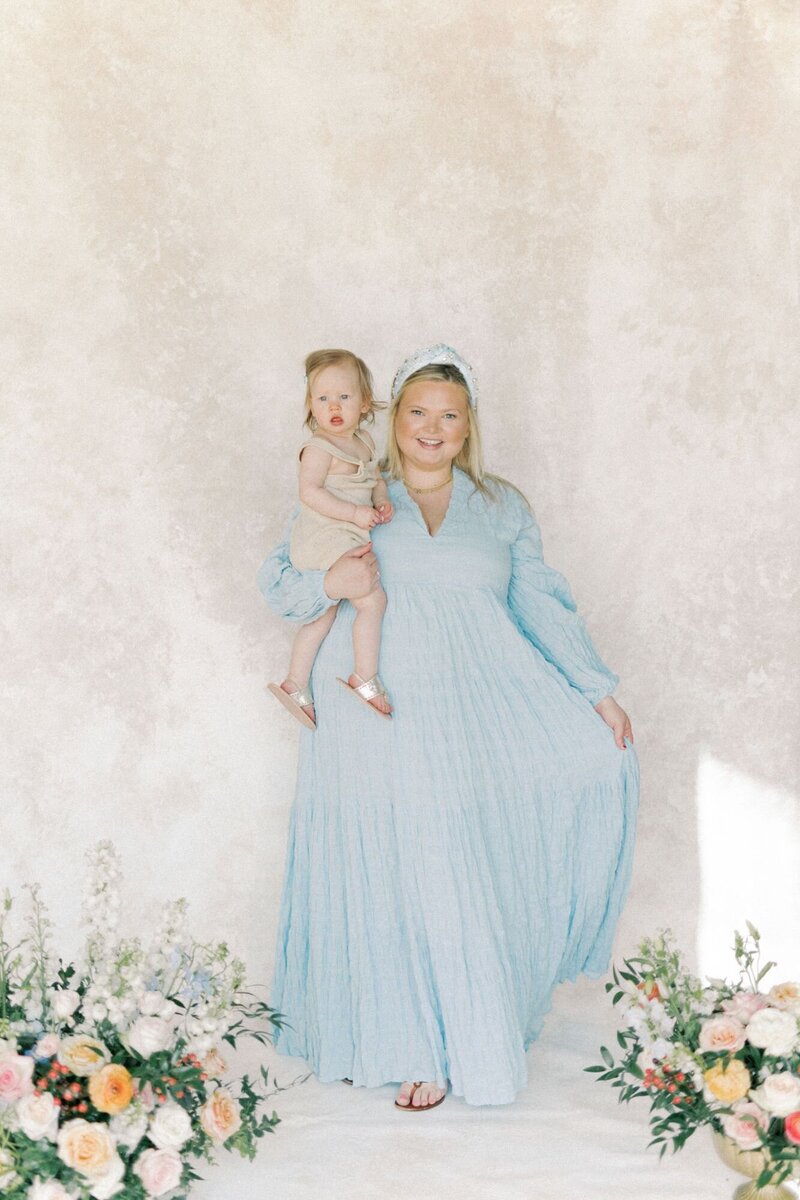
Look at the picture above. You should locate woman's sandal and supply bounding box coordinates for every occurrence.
[266,681,316,731]
[336,673,392,720]
[394,1081,447,1112]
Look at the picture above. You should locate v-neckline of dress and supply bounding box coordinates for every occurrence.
[395,467,466,539]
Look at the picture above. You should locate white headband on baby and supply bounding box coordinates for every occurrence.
[391,344,478,408]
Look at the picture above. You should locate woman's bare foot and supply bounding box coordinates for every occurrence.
[395,1080,446,1108]
[282,678,315,724]
[348,674,392,716]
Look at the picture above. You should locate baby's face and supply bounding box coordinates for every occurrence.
[309,362,367,435]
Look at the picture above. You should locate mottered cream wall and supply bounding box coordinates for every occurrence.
[3,2,798,986]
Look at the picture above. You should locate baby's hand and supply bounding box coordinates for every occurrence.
[353,505,381,530]
[375,502,394,523]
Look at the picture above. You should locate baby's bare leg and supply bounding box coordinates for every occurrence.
[349,587,391,714]
[284,606,338,719]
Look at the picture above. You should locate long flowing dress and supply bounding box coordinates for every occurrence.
[257,468,639,1106]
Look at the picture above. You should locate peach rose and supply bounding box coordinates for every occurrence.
[202,1047,228,1079]
[721,1100,769,1150]
[57,1118,118,1180]
[59,1036,110,1077]
[699,1015,746,1054]
[785,1111,800,1145]
[0,1053,35,1103]
[199,1087,242,1143]
[88,1064,134,1115]
[133,1148,183,1197]
[768,982,800,1015]
[704,1059,751,1104]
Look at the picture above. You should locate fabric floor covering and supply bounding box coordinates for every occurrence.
[194,974,800,1200]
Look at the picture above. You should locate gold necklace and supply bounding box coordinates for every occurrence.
[403,473,453,494]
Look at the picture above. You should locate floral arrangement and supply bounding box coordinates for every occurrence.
[586,923,800,1191]
[0,842,293,1199]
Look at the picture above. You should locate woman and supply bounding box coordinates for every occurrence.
[258,344,639,1110]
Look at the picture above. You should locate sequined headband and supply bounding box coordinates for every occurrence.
[391,344,478,408]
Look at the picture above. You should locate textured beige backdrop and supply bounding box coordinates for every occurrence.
[3,0,799,1101]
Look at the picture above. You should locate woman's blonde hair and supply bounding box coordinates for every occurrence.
[303,348,386,431]
[382,363,527,504]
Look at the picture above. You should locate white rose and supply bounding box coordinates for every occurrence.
[127,1017,173,1059]
[48,990,81,1021]
[88,1154,125,1200]
[34,1034,60,1059]
[0,1038,18,1059]
[17,1091,59,1141]
[27,1179,76,1200]
[745,1007,799,1056]
[148,1100,192,1151]
[133,1147,183,1197]
[750,1070,800,1117]
[139,992,165,1018]
[109,1105,149,1150]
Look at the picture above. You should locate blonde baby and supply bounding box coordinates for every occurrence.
[268,348,393,728]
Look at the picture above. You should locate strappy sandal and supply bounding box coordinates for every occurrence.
[336,673,392,720]
[266,681,316,730]
[394,1081,447,1112]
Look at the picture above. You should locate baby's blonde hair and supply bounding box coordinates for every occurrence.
[382,363,526,504]
[303,348,385,431]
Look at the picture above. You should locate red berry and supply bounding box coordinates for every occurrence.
[667,1084,677,1093]
[673,1096,682,1105]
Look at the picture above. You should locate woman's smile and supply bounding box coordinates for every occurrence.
[394,381,470,477]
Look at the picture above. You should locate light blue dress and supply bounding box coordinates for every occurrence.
[258,468,639,1106]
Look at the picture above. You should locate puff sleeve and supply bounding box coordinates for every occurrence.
[256,513,338,625]
[505,491,619,706]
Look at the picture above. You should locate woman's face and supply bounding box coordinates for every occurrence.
[394,380,470,473]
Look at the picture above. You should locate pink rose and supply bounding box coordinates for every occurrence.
[721,1100,770,1150]
[0,1053,35,1104]
[785,1112,800,1145]
[722,992,768,1022]
[699,1015,746,1054]
[133,1148,183,1197]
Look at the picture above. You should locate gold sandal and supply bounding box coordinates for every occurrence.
[266,681,316,730]
[336,673,392,720]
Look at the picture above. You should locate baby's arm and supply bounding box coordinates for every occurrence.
[299,444,378,529]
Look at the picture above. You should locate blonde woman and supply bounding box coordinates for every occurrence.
[258,345,639,1112]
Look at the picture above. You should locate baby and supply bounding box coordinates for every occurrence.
[268,348,393,729]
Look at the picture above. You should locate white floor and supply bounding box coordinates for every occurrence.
[192,975,800,1200]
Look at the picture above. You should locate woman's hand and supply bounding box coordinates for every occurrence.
[594,696,633,750]
[324,543,380,601]
[375,501,394,523]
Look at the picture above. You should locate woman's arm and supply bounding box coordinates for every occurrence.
[257,521,379,624]
[506,495,620,707]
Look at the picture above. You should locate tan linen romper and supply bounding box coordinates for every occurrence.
[289,431,380,570]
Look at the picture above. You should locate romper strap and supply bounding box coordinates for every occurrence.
[298,436,363,465]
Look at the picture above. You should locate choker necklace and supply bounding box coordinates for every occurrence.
[403,473,453,494]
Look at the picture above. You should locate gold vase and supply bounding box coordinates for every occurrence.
[711,1129,800,1200]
